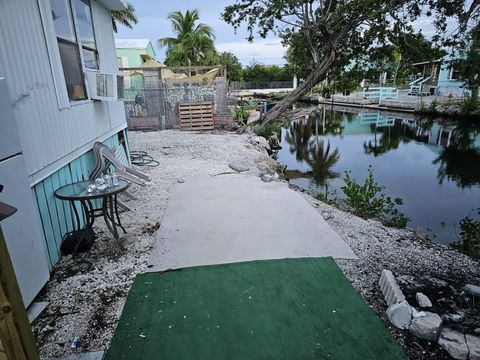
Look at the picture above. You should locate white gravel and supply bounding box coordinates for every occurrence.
[300,191,480,359]
[33,129,479,360]
[33,130,278,359]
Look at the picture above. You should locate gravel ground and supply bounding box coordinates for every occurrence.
[33,130,277,359]
[33,129,479,360]
[300,191,480,360]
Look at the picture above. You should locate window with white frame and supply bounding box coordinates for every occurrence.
[73,0,99,70]
[49,0,98,101]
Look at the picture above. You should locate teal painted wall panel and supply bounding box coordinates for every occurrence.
[116,44,156,68]
[34,186,59,270]
[437,55,466,96]
[33,132,126,268]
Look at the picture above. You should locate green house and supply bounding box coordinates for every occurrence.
[115,39,157,102]
[115,39,156,68]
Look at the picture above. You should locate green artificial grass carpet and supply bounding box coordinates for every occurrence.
[105,257,406,360]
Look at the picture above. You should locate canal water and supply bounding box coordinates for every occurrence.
[276,105,480,245]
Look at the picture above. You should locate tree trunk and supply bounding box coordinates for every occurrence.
[471,85,479,102]
[260,51,336,125]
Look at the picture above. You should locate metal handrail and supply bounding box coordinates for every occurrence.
[409,77,424,86]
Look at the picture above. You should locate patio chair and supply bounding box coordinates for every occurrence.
[90,142,150,185]
[90,142,151,209]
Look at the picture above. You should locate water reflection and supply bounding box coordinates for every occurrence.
[283,111,340,186]
[277,105,480,244]
[433,123,480,188]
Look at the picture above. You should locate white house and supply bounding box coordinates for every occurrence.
[0,0,129,306]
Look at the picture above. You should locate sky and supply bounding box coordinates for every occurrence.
[114,0,289,65]
[114,1,439,66]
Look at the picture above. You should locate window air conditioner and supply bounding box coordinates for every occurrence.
[117,75,125,100]
[85,70,117,101]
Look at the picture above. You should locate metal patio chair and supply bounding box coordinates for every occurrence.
[90,142,151,209]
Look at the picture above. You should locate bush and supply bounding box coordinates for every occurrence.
[252,122,281,138]
[428,99,439,113]
[341,166,409,228]
[460,97,480,115]
[455,211,480,260]
[321,86,333,99]
[235,106,249,125]
[314,187,339,206]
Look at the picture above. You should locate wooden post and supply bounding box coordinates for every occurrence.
[0,202,40,360]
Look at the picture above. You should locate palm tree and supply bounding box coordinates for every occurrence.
[111,3,138,33]
[157,10,216,66]
[283,117,340,187]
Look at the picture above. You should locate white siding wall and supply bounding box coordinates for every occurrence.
[0,0,126,185]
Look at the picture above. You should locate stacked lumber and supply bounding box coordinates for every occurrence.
[179,102,214,131]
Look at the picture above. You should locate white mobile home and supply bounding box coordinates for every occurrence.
[0,0,129,306]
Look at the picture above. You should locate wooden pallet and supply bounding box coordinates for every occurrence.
[179,101,214,131]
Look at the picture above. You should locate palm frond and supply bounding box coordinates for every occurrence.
[111,3,137,33]
[157,37,179,49]
[159,9,217,66]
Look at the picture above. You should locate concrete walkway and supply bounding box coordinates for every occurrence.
[148,175,356,271]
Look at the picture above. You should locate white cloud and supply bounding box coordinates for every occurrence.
[216,38,288,65]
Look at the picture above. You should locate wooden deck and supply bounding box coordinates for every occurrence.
[316,90,463,112]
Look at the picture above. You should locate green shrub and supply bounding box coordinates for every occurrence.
[455,211,480,259]
[252,122,281,138]
[314,187,339,206]
[417,102,428,113]
[428,100,439,113]
[235,106,249,125]
[461,97,480,115]
[341,166,409,228]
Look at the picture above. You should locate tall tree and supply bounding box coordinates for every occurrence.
[158,10,217,66]
[218,52,243,81]
[111,3,137,33]
[243,62,290,82]
[223,0,477,125]
[453,24,480,102]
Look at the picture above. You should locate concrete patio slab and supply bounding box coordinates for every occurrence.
[148,175,356,271]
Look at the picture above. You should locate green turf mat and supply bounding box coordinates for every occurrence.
[105,257,406,360]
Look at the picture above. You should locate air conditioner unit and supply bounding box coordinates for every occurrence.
[85,70,117,101]
[116,75,125,100]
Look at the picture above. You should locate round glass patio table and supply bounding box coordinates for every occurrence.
[54,180,129,254]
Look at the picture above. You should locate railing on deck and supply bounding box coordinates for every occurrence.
[363,87,399,102]
[359,112,395,127]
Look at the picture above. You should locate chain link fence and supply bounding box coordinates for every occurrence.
[120,65,235,130]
